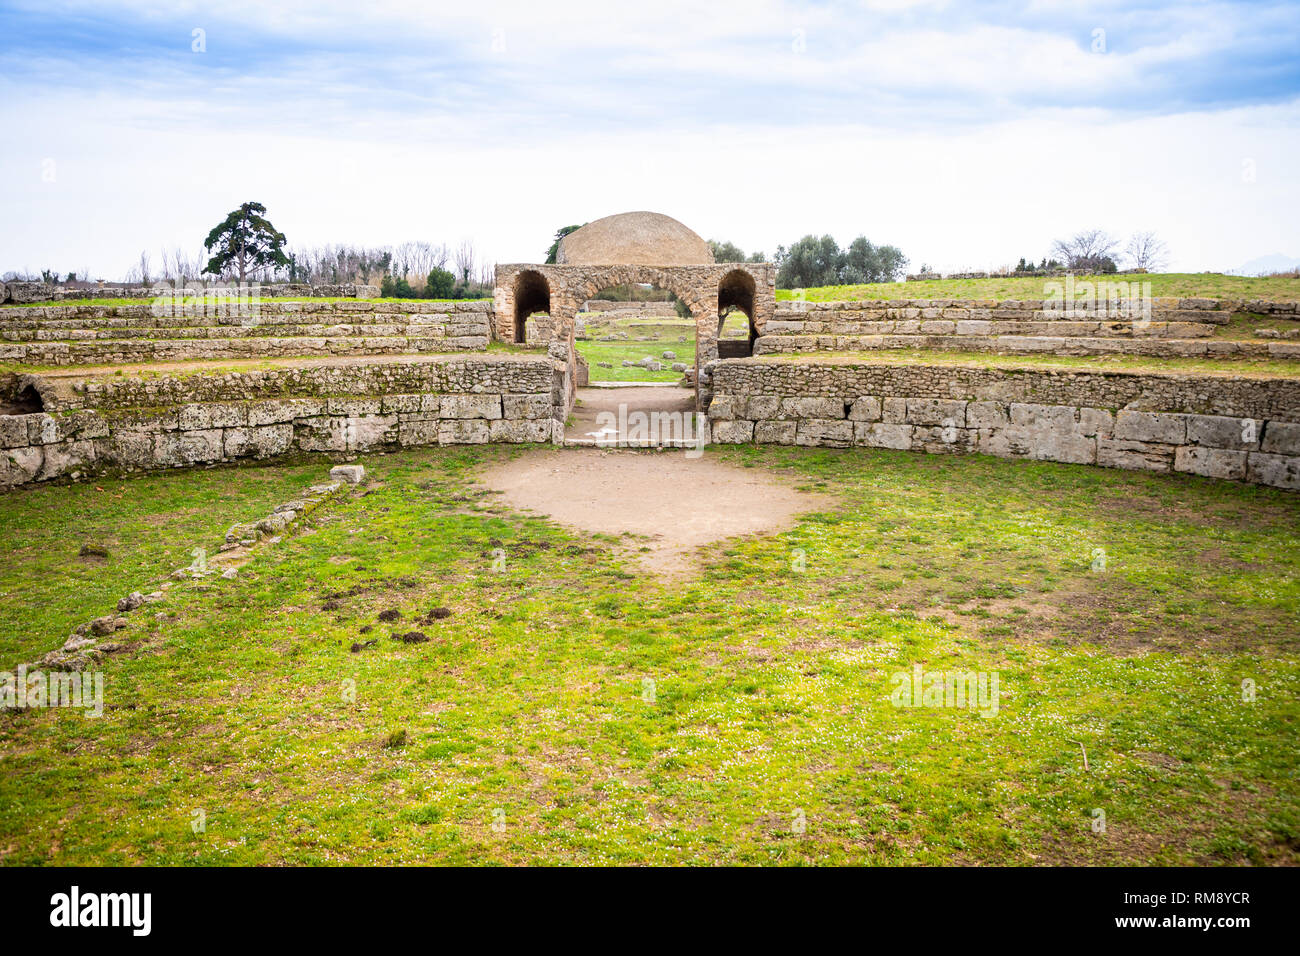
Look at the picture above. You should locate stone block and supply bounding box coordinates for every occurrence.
[248,399,324,426]
[711,420,755,444]
[1185,414,1261,450]
[881,397,908,424]
[1114,410,1186,444]
[1260,421,1300,456]
[707,395,739,421]
[502,393,553,420]
[966,402,1008,429]
[854,422,913,450]
[489,419,552,443]
[754,420,796,444]
[224,424,293,459]
[906,399,966,427]
[1097,438,1174,472]
[398,419,441,447]
[848,396,882,421]
[796,419,854,447]
[0,446,43,485]
[779,397,847,420]
[179,402,246,430]
[155,429,223,466]
[440,394,502,420]
[1077,407,1114,439]
[1174,446,1248,481]
[438,420,490,444]
[1246,452,1300,490]
[1009,403,1076,429]
[744,396,781,420]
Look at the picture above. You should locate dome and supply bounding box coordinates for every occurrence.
[555,211,714,266]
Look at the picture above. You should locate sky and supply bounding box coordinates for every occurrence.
[2,0,1299,279]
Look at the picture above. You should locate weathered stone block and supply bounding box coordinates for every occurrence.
[744,396,781,420]
[438,420,490,444]
[1114,410,1186,444]
[440,394,502,420]
[1185,414,1260,450]
[854,422,913,450]
[223,424,293,459]
[1260,421,1300,457]
[155,429,223,465]
[906,399,966,427]
[489,419,552,443]
[966,402,1009,429]
[0,416,28,448]
[754,420,796,444]
[248,399,324,426]
[1097,438,1174,472]
[398,420,441,447]
[1077,407,1114,438]
[780,397,846,420]
[707,395,739,421]
[797,419,853,447]
[881,398,908,424]
[0,446,43,485]
[502,393,553,420]
[711,420,755,444]
[848,396,882,421]
[1010,403,1075,429]
[179,402,246,430]
[1174,446,1248,480]
[1246,452,1300,490]
[381,394,423,414]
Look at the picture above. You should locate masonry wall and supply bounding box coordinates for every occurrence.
[755,299,1300,361]
[708,359,1300,490]
[0,356,564,488]
[0,300,492,365]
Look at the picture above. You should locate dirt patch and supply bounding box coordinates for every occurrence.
[478,447,837,578]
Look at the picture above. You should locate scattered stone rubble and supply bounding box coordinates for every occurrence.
[32,464,366,671]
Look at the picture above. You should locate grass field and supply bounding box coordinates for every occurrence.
[1,445,1296,865]
[776,273,1300,303]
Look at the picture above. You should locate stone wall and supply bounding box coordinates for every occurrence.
[0,300,491,365]
[756,299,1300,361]
[1,281,381,305]
[708,358,1300,490]
[0,355,565,488]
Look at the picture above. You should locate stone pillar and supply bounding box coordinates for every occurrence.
[694,304,719,411]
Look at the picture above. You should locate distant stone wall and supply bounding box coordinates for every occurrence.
[756,299,1300,361]
[581,299,679,315]
[0,300,491,366]
[0,356,564,488]
[708,358,1300,490]
[1,281,381,305]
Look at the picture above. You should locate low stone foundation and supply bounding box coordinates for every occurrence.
[708,359,1300,490]
[0,355,565,488]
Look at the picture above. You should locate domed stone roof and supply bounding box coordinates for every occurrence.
[556,211,714,266]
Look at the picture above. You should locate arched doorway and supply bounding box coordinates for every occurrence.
[717,269,757,358]
[512,269,551,345]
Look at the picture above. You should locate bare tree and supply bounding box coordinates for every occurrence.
[1124,231,1169,272]
[1049,229,1120,272]
[453,239,476,284]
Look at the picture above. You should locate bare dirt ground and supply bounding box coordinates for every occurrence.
[569,386,696,443]
[479,447,837,577]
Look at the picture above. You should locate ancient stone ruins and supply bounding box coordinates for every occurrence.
[1,210,1298,490]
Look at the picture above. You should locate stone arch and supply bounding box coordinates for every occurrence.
[717,269,758,358]
[512,269,551,345]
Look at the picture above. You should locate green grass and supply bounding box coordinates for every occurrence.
[1,445,1297,865]
[776,273,1300,303]
[576,312,749,382]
